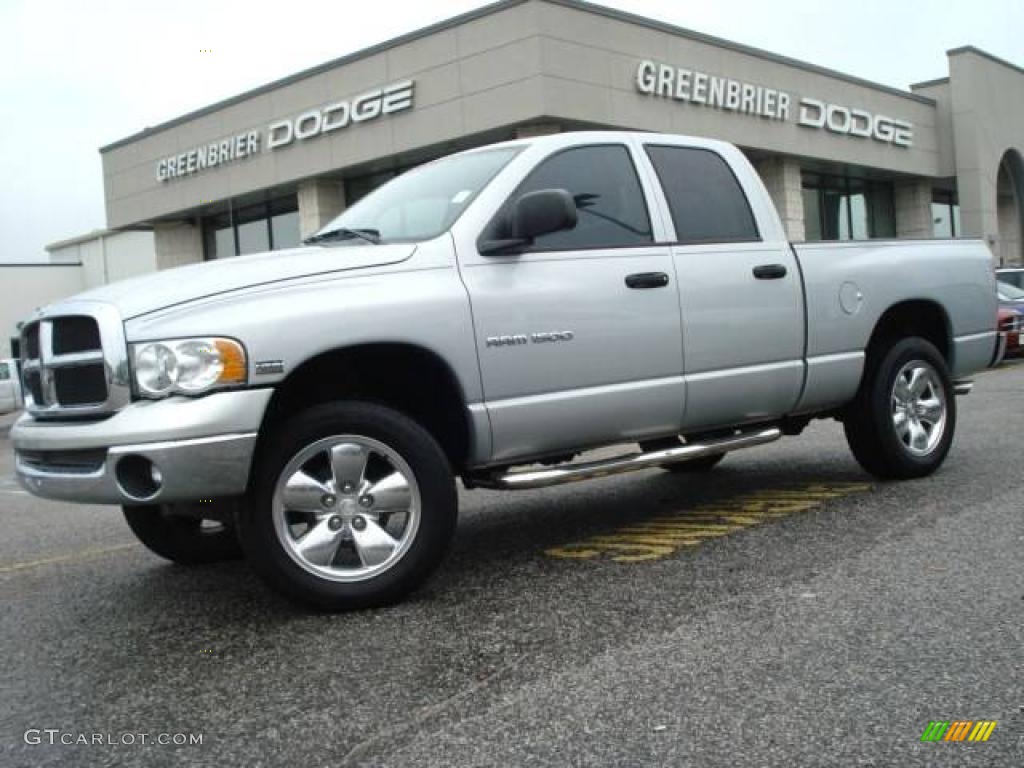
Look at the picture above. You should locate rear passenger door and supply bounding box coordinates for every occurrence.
[641,143,804,431]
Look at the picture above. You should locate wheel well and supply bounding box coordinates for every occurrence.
[256,343,471,473]
[866,300,952,365]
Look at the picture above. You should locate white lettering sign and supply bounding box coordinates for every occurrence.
[797,97,913,147]
[635,60,914,148]
[156,80,414,181]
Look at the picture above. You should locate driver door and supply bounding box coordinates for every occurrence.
[455,142,685,464]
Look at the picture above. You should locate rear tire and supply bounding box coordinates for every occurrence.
[123,504,243,565]
[638,437,726,473]
[236,402,457,611]
[843,337,955,480]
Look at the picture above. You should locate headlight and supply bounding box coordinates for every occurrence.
[130,337,247,398]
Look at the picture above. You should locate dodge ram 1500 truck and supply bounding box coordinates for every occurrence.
[12,132,997,609]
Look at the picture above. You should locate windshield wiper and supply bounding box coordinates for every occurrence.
[303,227,381,246]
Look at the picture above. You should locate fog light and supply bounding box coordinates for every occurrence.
[115,455,163,501]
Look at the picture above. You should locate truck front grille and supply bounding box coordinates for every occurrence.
[19,304,130,419]
[52,315,102,354]
[54,365,109,405]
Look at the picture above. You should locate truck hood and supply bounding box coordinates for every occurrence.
[69,243,416,319]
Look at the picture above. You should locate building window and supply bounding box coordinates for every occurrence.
[346,170,398,206]
[932,191,960,237]
[802,174,895,241]
[202,195,299,259]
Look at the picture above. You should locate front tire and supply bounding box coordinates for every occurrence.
[123,503,243,564]
[236,402,457,610]
[843,337,955,479]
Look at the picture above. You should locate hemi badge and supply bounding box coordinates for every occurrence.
[254,360,285,375]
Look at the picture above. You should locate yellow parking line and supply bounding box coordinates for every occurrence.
[0,543,138,574]
[546,482,871,563]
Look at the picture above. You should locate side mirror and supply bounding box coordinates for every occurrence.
[479,188,577,255]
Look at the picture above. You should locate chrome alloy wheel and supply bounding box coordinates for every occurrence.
[891,361,947,457]
[272,435,421,582]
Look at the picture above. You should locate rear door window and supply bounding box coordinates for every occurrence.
[645,145,760,244]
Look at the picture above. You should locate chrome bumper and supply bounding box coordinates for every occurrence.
[11,388,272,505]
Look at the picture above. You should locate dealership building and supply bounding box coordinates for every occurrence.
[91,0,1024,271]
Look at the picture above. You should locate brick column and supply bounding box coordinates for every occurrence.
[755,157,805,241]
[153,221,203,270]
[297,179,346,240]
[894,181,934,239]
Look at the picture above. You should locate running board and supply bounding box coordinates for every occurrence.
[470,427,782,491]
[953,380,973,396]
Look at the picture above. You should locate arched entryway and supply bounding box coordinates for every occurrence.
[996,149,1024,266]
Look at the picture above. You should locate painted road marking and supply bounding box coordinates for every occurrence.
[546,482,872,563]
[0,543,138,575]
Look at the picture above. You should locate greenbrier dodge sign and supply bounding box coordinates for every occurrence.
[636,60,913,147]
[155,80,414,182]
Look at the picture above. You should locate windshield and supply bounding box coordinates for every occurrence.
[997,270,1024,289]
[997,281,1024,301]
[312,147,520,244]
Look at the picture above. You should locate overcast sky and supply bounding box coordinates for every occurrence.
[1,0,1021,261]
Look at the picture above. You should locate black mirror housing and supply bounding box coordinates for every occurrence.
[479,188,577,255]
[512,188,577,241]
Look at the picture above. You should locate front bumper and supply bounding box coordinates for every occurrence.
[12,388,272,505]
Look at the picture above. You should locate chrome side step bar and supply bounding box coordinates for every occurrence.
[471,427,782,491]
[953,380,974,396]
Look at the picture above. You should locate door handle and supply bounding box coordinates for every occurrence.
[625,272,670,289]
[753,264,788,280]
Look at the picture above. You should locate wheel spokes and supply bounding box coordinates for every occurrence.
[918,397,943,424]
[894,375,912,402]
[893,409,910,437]
[350,517,400,567]
[330,443,370,491]
[908,367,928,397]
[282,470,332,513]
[273,434,421,582]
[908,419,929,452]
[295,517,343,566]
[366,471,412,513]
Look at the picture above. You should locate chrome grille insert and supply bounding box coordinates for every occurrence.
[19,302,130,419]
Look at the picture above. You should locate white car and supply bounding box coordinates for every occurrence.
[997,267,1024,290]
[0,359,23,415]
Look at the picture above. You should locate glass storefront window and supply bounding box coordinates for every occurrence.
[270,211,300,250]
[932,191,960,237]
[802,174,895,241]
[932,203,953,237]
[204,219,236,259]
[237,219,270,255]
[802,189,822,241]
[821,186,851,240]
[201,195,298,259]
[869,188,896,238]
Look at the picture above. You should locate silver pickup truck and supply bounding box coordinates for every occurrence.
[12,131,996,609]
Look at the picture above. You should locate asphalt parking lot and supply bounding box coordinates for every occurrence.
[1,365,1022,767]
